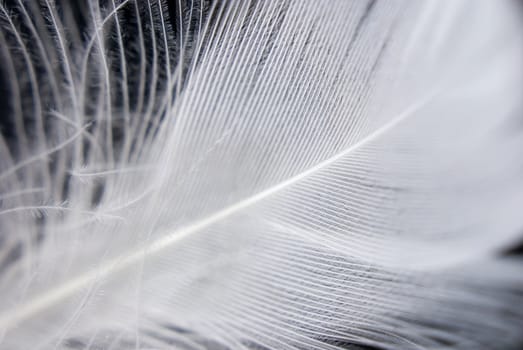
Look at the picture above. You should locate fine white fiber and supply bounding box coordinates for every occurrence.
[0,0,523,349]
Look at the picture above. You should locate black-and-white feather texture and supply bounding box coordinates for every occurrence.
[1,0,523,349]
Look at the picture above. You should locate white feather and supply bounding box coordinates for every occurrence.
[0,0,523,349]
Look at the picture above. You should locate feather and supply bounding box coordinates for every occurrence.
[1,0,523,349]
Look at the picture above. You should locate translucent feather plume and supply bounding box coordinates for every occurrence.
[0,0,523,349]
